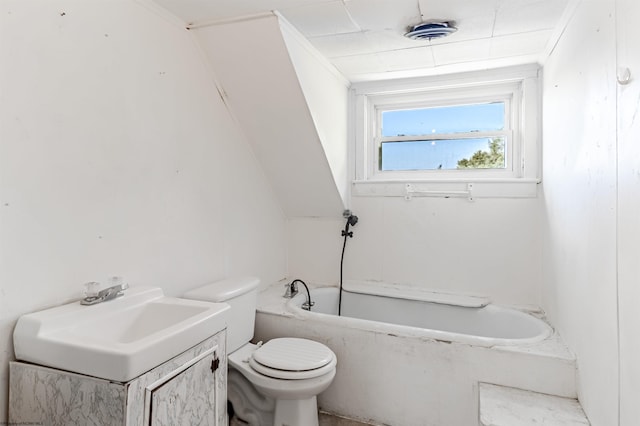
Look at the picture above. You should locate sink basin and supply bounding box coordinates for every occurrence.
[13,287,229,382]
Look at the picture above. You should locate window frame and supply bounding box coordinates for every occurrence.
[350,66,540,198]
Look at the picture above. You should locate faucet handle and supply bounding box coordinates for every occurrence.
[106,276,125,287]
[83,281,100,298]
[283,282,298,298]
[104,277,128,293]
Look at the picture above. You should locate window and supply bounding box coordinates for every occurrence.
[379,101,509,172]
[351,66,540,198]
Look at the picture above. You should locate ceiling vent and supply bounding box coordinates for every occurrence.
[404,21,457,40]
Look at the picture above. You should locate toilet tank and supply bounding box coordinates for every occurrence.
[183,277,260,353]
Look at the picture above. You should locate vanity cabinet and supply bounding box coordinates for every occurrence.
[146,346,220,425]
[9,330,227,426]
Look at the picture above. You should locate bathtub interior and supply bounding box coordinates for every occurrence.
[288,286,552,344]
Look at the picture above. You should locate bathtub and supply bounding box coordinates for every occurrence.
[253,280,576,426]
[286,285,552,347]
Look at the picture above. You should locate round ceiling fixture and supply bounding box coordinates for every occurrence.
[404,21,457,40]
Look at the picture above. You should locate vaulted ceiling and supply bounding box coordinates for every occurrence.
[153,0,571,81]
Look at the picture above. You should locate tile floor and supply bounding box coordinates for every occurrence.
[319,412,374,425]
[230,412,373,425]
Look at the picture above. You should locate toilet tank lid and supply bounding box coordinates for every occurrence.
[183,277,260,302]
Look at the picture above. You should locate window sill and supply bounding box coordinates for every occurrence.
[352,178,540,199]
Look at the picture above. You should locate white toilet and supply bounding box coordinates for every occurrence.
[184,277,337,426]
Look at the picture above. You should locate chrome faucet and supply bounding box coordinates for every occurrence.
[283,281,298,298]
[284,279,314,311]
[81,281,129,305]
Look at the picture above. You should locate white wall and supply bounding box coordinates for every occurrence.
[288,194,542,307]
[616,0,640,423]
[541,1,619,425]
[0,0,286,421]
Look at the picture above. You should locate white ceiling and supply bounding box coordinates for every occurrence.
[152,0,571,81]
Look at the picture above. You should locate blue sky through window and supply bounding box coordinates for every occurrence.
[382,102,505,136]
[380,102,505,170]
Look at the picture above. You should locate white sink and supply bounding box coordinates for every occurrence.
[13,287,229,382]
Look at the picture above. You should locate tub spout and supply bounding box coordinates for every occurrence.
[288,279,314,311]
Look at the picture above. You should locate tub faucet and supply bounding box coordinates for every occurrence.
[286,279,314,311]
[81,281,129,305]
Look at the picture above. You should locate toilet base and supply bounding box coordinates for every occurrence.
[228,369,275,425]
[273,396,319,426]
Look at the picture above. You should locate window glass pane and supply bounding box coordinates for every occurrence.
[381,137,505,171]
[381,102,505,137]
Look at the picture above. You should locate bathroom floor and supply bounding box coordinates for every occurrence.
[319,412,374,425]
[229,412,373,425]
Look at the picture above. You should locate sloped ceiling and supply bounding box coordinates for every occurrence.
[193,14,348,218]
[153,0,571,81]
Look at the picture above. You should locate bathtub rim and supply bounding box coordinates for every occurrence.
[285,286,553,348]
[343,279,491,308]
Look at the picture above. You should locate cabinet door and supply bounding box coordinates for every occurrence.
[146,347,220,426]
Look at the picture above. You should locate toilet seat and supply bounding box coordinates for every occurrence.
[249,338,336,380]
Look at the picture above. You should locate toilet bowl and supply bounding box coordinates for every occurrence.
[183,277,337,426]
[230,339,336,425]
